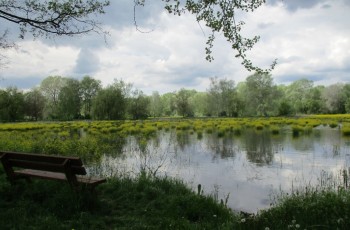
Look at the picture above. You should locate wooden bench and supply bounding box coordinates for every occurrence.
[0,151,106,190]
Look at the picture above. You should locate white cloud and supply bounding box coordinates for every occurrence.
[242,1,350,85]
[1,1,350,92]
[73,48,101,75]
[1,41,79,88]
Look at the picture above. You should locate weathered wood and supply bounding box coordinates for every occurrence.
[0,151,83,166]
[14,169,106,186]
[0,151,106,190]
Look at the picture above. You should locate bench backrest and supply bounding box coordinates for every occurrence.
[0,151,87,175]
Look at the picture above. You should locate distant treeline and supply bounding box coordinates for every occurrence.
[1,73,350,122]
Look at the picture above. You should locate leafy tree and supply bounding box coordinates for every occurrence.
[207,77,239,117]
[0,87,25,121]
[149,91,163,117]
[92,85,126,120]
[306,86,324,114]
[189,91,207,117]
[0,0,109,50]
[0,30,15,68]
[285,79,314,114]
[58,78,82,120]
[1,0,275,72]
[322,83,345,114]
[128,89,150,120]
[112,79,133,98]
[0,0,109,69]
[161,92,177,117]
[175,88,195,117]
[206,77,221,116]
[243,73,278,116]
[343,84,350,113]
[40,76,67,119]
[276,85,293,116]
[80,76,101,119]
[24,88,46,121]
[278,100,294,116]
[137,0,276,72]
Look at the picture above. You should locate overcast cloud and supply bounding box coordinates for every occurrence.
[1,0,349,94]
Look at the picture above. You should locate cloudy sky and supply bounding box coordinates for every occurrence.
[1,0,350,94]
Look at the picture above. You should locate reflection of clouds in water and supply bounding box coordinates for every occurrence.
[94,128,350,213]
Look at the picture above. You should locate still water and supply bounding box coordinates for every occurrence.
[95,127,350,213]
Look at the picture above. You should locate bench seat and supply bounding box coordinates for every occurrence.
[0,151,106,190]
[15,169,106,186]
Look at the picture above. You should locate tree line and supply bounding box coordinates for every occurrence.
[1,73,350,122]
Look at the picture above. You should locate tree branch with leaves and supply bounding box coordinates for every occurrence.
[0,0,110,66]
[136,0,277,73]
[0,0,110,38]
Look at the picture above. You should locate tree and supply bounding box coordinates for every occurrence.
[0,0,109,49]
[0,87,25,121]
[92,85,126,120]
[40,76,67,119]
[322,84,345,114]
[0,0,109,68]
[343,84,350,113]
[189,92,207,117]
[24,88,46,121]
[285,79,314,114]
[0,30,15,68]
[206,77,239,117]
[149,91,163,117]
[137,0,276,73]
[278,100,293,116]
[276,85,293,116]
[306,86,324,114]
[175,88,195,117]
[243,73,278,116]
[161,92,177,116]
[80,76,101,119]
[128,89,150,120]
[1,1,275,72]
[58,78,82,120]
[206,77,221,116]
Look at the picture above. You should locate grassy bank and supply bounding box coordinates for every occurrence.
[0,168,238,229]
[1,167,350,229]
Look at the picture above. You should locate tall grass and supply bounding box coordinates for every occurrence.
[0,169,238,229]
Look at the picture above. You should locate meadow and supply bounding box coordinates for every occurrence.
[1,115,350,229]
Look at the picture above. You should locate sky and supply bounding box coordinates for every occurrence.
[0,0,350,94]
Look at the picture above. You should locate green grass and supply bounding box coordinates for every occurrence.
[0,169,238,229]
[249,188,350,230]
[2,167,350,229]
[2,117,350,229]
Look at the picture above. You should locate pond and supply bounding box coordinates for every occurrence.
[92,126,350,213]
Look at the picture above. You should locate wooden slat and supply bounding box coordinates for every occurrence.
[8,159,86,175]
[0,151,83,166]
[1,151,106,189]
[14,169,106,185]
[15,169,67,181]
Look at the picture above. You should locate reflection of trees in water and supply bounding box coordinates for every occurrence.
[175,131,192,151]
[244,129,274,166]
[290,128,344,156]
[290,134,315,152]
[95,134,128,158]
[205,133,239,159]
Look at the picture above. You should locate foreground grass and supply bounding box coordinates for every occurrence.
[0,169,238,229]
[2,167,350,229]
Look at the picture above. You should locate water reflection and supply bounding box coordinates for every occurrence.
[243,129,275,166]
[205,134,237,159]
[94,127,350,213]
